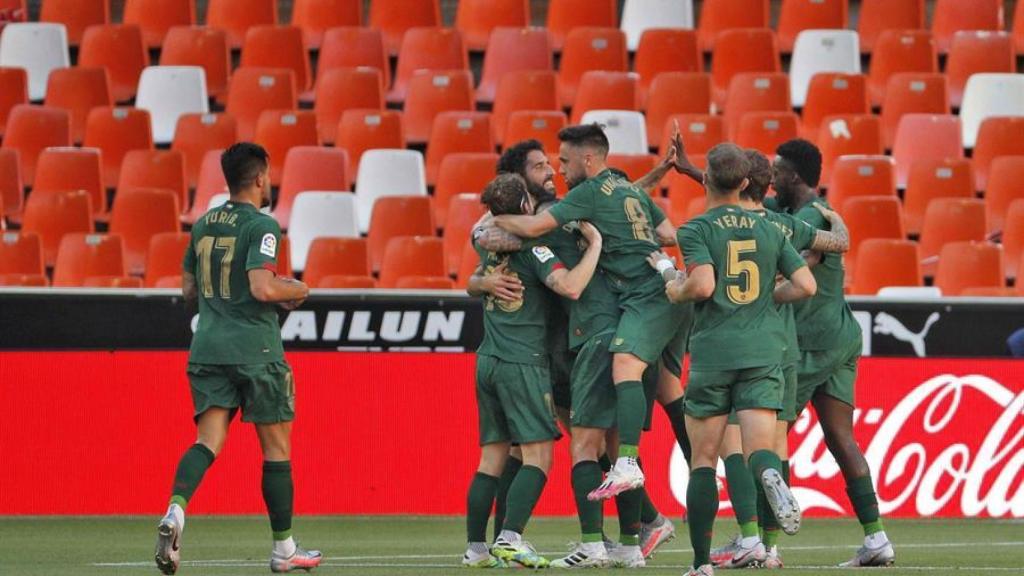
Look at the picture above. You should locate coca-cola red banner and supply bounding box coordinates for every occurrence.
[0,352,1020,518]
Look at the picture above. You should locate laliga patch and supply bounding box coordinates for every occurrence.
[532,246,555,263]
[260,233,277,257]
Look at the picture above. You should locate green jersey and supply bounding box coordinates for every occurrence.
[679,204,806,370]
[787,197,861,351]
[475,239,564,366]
[547,168,666,284]
[184,202,284,365]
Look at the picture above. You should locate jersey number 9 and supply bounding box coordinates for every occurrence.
[726,239,759,305]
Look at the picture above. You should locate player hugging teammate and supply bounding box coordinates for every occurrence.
[463,127,895,572]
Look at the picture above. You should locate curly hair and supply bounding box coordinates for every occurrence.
[497,139,544,176]
[776,139,823,188]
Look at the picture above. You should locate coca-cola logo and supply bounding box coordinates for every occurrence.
[669,372,1024,518]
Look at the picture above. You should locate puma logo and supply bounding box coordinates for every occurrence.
[873,312,940,357]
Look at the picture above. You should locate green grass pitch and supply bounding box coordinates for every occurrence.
[1,516,1022,575]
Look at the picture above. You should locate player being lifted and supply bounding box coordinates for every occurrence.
[650,143,817,576]
[770,139,895,567]
[463,173,604,569]
[155,143,319,575]
[491,125,689,506]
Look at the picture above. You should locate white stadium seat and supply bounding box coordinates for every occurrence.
[789,29,861,107]
[135,66,209,144]
[0,23,70,101]
[959,73,1024,148]
[579,110,649,154]
[620,0,694,51]
[287,191,360,272]
[354,149,427,233]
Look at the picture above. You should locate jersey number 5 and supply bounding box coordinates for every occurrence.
[196,236,237,299]
[624,197,654,243]
[726,239,759,305]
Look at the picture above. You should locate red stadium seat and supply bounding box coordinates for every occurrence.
[972,117,1024,192]
[817,114,884,186]
[34,147,106,218]
[850,239,922,295]
[274,146,351,229]
[476,28,552,104]
[144,231,190,287]
[77,24,148,103]
[711,29,781,109]
[665,154,708,225]
[645,73,712,143]
[932,0,1004,54]
[892,114,962,189]
[735,111,799,156]
[315,27,390,92]
[455,0,529,52]
[867,30,937,107]
[40,0,108,46]
[253,109,319,185]
[946,31,1016,108]
[317,275,377,289]
[172,113,237,189]
[291,0,361,50]
[82,106,153,188]
[425,111,493,186]
[919,198,986,276]
[52,233,125,287]
[123,0,195,49]
[960,286,1017,297]
[302,237,370,288]
[402,70,474,145]
[663,114,724,156]
[826,155,897,210]
[557,27,628,108]
[378,236,446,288]
[634,29,701,107]
[455,239,479,288]
[570,71,638,124]
[777,0,847,53]
[82,275,143,288]
[0,149,23,220]
[225,68,297,141]
[388,27,468,104]
[858,0,924,54]
[108,187,180,275]
[0,231,44,279]
[697,0,769,52]
[205,0,277,49]
[395,275,455,289]
[43,67,112,144]
[22,189,94,266]
[1003,199,1024,280]
[240,26,311,94]
[3,105,71,187]
[117,150,189,216]
[443,193,486,276]
[1016,1,1024,54]
[186,149,228,224]
[723,73,789,141]
[903,157,974,235]
[336,109,405,179]
[984,157,1024,235]
[934,241,1005,296]
[840,195,905,281]
[313,68,384,145]
[881,73,950,148]
[608,153,658,184]
[367,196,434,273]
[492,70,559,146]
[160,26,231,100]
[433,153,496,229]
[800,73,869,142]
[547,0,617,52]
[503,111,566,153]
[368,0,441,56]
[0,67,28,139]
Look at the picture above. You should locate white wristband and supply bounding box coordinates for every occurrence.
[655,259,675,275]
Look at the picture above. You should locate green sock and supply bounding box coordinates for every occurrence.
[723,453,758,537]
[687,467,719,568]
[762,527,780,548]
[640,488,660,524]
[503,465,547,535]
[749,450,783,535]
[466,472,499,543]
[170,443,215,507]
[598,453,613,473]
[615,488,643,546]
[493,456,521,541]
[781,460,790,486]
[615,380,646,447]
[846,475,884,536]
[662,397,692,465]
[261,461,293,540]
[571,461,604,542]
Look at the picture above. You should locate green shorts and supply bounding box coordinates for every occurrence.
[476,354,560,446]
[795,337,860,414]
[685,364,784,418]
[569,332,617,429]
[661,304,692,379]
[727,361,798,424]
[551,346,575,411]
[187,361,295,424]
[609,276,691,366]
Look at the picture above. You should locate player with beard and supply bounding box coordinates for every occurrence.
[769,139,895,567]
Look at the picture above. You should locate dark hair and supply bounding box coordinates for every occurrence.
[497,139,544,176]
[482,173,529,216]
[776,139,822,188]
[221,142,269,195]
[557,123,609,156]
[706,143,751,192]
[741,149,773,202]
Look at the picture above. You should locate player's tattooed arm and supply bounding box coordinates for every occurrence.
[492,210,559,238]
[808,204,850,253]
[545,222,602,300]
[248,269,309,303]
[468,263,523,302]
[473,223,524,252]
[774,266,817,303]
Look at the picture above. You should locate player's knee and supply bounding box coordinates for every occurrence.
[570,429,602,464]
[521,441,554,473]
[612,353,647,382]
[195,437,224,457]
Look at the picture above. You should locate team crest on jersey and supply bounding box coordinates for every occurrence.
[532,246,555,263]
[260,233,277,257]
